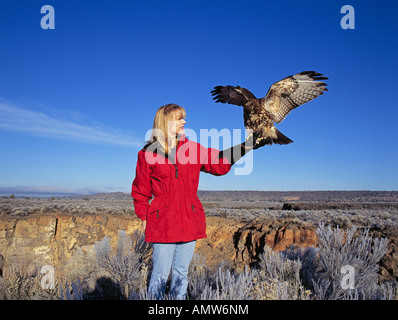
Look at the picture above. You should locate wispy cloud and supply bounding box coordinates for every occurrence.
[0,100,141,147]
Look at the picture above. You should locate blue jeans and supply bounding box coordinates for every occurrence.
[148,240,196,300]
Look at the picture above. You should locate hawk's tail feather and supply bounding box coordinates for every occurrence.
[273,129,293,145]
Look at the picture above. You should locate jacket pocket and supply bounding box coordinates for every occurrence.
[190,202,206,233]
[149,204,170,219]
[191,202,204,214]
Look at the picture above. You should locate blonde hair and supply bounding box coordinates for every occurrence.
[148,103,186,154]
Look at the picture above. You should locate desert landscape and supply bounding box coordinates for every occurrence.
[0,190,397,300]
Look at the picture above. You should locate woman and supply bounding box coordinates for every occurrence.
[131,103,263,299]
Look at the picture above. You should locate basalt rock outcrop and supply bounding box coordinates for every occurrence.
[0,214,317,277]
[0,214,140,277]
[198,217,317,269]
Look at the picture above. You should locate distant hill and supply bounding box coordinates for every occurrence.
[67,190,398,203]
[197,190,398,202]
[66,192,131,200]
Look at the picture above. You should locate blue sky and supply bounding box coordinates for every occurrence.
[0,0,397,195]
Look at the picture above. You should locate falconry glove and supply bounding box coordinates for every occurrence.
[219,131,266,166]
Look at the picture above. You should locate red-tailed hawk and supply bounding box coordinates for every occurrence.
[211,71,328,147]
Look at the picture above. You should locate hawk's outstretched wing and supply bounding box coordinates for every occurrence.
[211,85,257,107]
[263,71,328,123]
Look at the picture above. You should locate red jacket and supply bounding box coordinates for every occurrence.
[131,135,231,243]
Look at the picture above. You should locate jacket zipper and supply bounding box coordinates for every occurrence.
[191,204,195,213]
[173,138,180,179]
[156,210,159,218]
[174,165,178,178]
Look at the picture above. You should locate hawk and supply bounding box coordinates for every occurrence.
[211,71,328,147]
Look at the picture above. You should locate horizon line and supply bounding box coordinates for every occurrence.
[1,187,397,198]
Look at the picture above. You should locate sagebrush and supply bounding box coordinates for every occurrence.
[0,223,396,300]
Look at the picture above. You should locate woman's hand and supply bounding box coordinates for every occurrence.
[141,220,147,234]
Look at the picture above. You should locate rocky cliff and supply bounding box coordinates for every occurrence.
[0,213,396,281]
[0,214,140,276]
[0,213,317,277]
[198,217,317,269]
